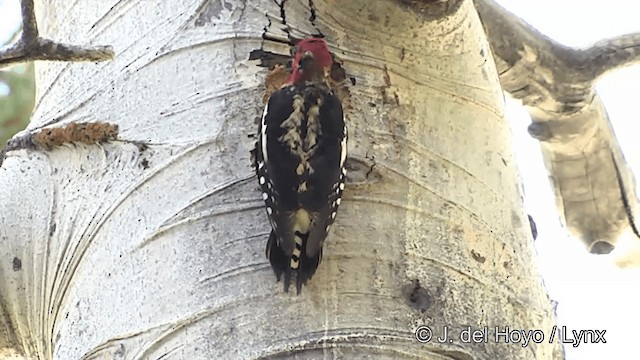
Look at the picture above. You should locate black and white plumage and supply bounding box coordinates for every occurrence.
[255,38,347,294]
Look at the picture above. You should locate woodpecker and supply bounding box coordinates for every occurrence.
[255,38,347,294]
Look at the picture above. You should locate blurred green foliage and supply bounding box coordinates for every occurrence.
[0,63,35,145]
[0,25,36,146]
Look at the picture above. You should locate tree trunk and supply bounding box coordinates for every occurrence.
[0,0,561,358]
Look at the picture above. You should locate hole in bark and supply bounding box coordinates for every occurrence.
[12,257,22,271]
[589,241,615,254]
[397,0,465,20]
[402,279,432,312]
[527,121,552,141]
[248,49,291,69]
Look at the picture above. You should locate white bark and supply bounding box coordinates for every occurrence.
[0,0,560,359]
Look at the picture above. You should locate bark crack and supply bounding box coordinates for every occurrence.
[307,0,324,37]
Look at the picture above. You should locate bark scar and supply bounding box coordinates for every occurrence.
[3,122,118,152]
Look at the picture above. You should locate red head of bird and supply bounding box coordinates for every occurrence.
[287,38,333,85]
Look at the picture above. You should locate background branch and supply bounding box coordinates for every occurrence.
[19,0,38,44]
[475,0,640,253]
[0,0,114,66]
[586,33,640,79]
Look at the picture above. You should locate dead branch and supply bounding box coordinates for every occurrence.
[475,0,640,253]
[585,33,640,79]
[0,0,114,66]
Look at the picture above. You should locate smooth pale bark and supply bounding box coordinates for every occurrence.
[0,0,561,359]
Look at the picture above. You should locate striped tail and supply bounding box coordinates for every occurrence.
[265,230,323,294]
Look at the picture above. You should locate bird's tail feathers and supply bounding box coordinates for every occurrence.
[265,230,322,294]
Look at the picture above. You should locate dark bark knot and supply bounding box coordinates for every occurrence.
[527,121,552,141]
[397,0,465,20]
[12,256,22,271]
[470,250,485,263]
[403,279,432,312]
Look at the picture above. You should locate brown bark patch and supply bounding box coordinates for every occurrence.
[32,122,118,149]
